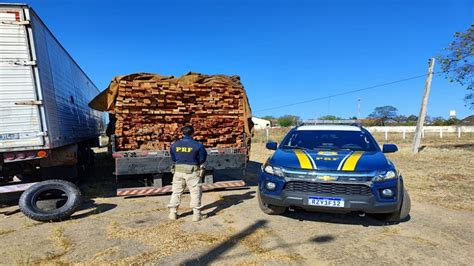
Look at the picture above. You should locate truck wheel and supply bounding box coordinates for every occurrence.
[374,187,411,223]
[19,180,82,222]
[258,190,286,215]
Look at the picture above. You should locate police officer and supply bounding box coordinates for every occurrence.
[168,125,207,222]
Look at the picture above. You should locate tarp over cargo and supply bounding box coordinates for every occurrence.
[89,72,253,150]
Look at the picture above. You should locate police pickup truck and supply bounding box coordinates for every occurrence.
[258,121,410,222]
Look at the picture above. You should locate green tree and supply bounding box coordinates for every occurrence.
[407,115,418,122]
[261,115,275,121]
[261,115,277,126]
[368,106,398,125]
[394,115,407,123]
[318,115,342,120]
[277,115,300,127]
[431,116,446,126]
[438,25,473,109]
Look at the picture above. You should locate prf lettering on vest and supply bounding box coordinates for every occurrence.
[176,147,193,152]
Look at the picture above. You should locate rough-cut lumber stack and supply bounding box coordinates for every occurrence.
[89,72,252,151]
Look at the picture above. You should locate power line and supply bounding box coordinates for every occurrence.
[254,73,430,113]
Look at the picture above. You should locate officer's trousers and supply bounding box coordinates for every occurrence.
[167,169,202,211]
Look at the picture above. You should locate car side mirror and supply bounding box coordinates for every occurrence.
[266,141,278,150]
[383,144,398,153]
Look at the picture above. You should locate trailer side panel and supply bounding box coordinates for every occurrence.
[27,8,105,149]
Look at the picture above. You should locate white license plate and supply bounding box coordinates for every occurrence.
[308,196,345,207]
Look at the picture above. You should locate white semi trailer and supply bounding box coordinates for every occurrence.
[0,3,105,221]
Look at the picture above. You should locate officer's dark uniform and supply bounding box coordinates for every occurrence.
[168,135,207,219]
[170,136,207,166]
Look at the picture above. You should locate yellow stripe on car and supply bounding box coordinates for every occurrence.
[294,149,314,169]
[341,151,364,171]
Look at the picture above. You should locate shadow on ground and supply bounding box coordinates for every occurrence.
[181,219,339,265]
[0,191,22,208]
[431,143,474,151]
[182,219,268,265]
[180,191,255,218]
[71,199,117,220]
[283,209,410,227]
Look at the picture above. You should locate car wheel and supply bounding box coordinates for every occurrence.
[19,180,82,222]
[258,190,286,215]
[375,187,411,223]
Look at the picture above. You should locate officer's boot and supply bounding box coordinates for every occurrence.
[169,208,177,220]
[192,209,202,222]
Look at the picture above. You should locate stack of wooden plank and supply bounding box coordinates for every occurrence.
[104,73,251,151]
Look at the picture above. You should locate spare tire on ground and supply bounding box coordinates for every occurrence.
[19,179,82,222]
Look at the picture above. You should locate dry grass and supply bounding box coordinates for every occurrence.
[235,261,264,266]
[226,226,305,262]
[11,252,33,265]
[90,246,121,263]
[49,226,73,251]
[7,234,69,265]
[0,229,15,236]
[410,236,439,247]
[106,220,223,263]
[253,128,290,143]
[388,144,474,211]
[364,227,400,242]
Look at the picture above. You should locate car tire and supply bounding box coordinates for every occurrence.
[258,190,286,215]
[375,186,411,223]
[19,180,82,222]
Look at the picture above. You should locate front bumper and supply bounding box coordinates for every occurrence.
[259,172,402,214]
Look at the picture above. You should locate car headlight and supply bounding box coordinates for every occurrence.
[372,170,398,182]
[263,164,285,178]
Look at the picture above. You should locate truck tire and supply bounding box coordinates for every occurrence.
[375,187,411,223]
[258,190,286,215]
[19,180,82,222]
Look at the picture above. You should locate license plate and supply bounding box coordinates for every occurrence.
[308,196,345,207]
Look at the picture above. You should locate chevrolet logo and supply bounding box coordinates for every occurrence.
[317,175,338,181]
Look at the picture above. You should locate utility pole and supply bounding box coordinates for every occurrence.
[412,58,435,154]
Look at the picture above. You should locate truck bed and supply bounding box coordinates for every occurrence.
[113,145,248,175]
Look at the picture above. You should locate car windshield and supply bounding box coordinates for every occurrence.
[281,130,378,151]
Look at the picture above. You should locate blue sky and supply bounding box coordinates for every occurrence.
[6,0,473,119]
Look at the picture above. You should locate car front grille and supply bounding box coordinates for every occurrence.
[284,181,372,196]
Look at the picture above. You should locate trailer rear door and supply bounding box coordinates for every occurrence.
[0,9,44,150]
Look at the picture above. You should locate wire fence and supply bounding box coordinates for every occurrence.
[252,126,474,144]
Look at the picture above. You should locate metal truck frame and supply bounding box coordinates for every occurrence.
[111,135,249,197]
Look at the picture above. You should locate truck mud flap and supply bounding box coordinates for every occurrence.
[117,180,247,197]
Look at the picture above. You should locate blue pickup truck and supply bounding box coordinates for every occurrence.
[258,122,410,223]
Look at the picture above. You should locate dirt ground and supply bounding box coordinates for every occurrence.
[0,138,473,265]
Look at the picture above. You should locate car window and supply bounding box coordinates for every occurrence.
[281,130,377,151]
